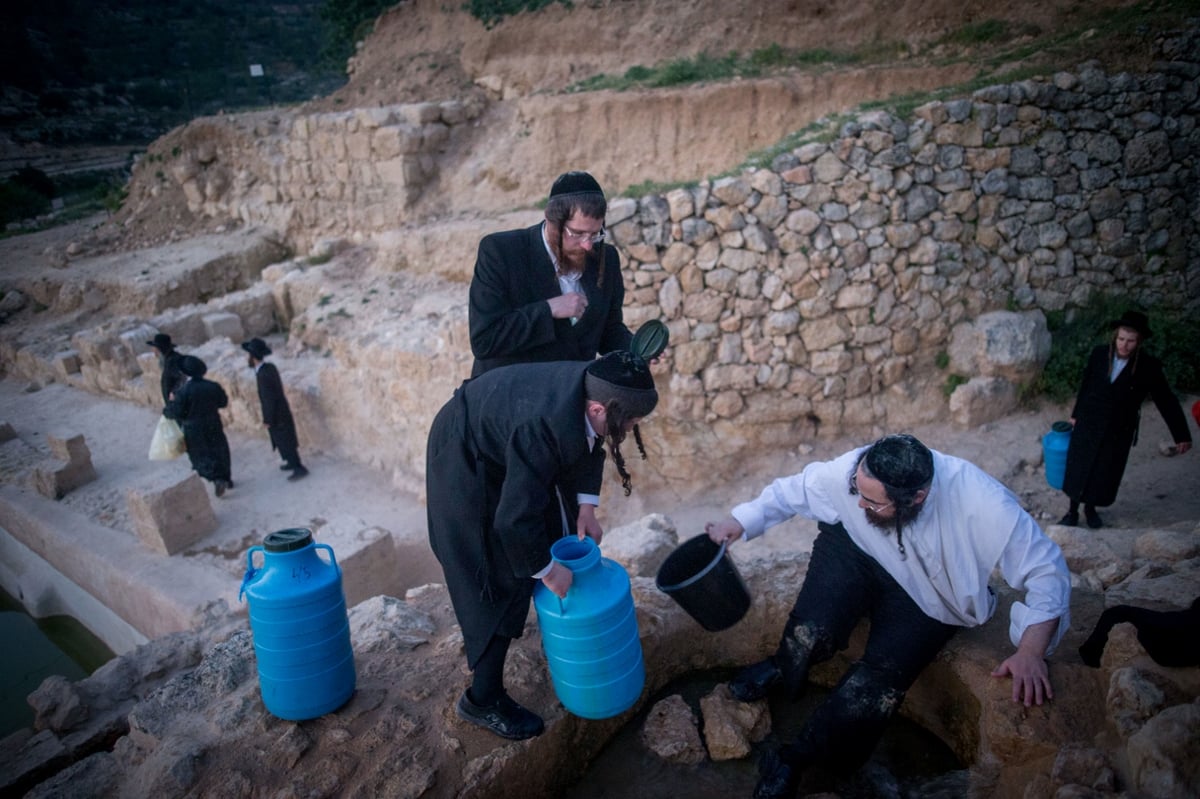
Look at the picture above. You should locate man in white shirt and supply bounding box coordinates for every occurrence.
[705,434,1071,799]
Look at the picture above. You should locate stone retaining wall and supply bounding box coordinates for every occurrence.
[610,47,1198,449]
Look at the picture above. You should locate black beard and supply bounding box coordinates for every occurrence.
[864,508,893,530]
[864,502,925,533]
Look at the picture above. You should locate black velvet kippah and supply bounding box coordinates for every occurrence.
[865,434,934,490]
[549,170,604,199]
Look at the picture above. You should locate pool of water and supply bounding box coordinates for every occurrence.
[0,587,114,737]
[565,668,967,799]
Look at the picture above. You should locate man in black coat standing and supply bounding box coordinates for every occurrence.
[425,351,658,740]
[147,333,186,403]
[467,170,633,377]
[242,337,308,481]
[165,355,234,497]
[1059,310,1192,528]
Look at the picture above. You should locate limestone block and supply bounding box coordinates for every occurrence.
[126,472,218,555]
[53,350,81,379]
[47,432,90,463]
[641,694,706,764]
[602,514,678,577]
[203,312,244,343]
[949,376,1018,427]
[32,432,98,499]
[314,520,401,607]
[119,324,160,361]
[33,456,98,499]
[948,309,1052,382]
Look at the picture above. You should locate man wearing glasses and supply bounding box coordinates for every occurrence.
[468,170,632,377]
[705,434,1071,799]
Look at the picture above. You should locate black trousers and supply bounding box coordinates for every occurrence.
[775,522,958,771]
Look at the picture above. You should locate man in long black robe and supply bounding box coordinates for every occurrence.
[242,337,308,480]
[426,353,657,740]
[165,355,234,497]
[147,333,185,403]
[1060,310,1192,527]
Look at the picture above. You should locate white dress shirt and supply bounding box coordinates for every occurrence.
[731,447,1071,652]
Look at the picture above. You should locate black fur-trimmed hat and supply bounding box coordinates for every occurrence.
[584,351,658,418]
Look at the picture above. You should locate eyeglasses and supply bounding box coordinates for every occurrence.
[562,224,606,244]
[850,472,894,513]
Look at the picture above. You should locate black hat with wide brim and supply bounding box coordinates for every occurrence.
[241,337,272,359]
[1108,310,1153,339]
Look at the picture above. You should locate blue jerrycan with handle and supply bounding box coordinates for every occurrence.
[533,536,644,719]
[1042,421,1072,490]
[239,528,356,721]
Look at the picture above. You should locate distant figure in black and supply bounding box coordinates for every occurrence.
[242,337,308,481]
[1058,310,1192,529]
[1079,598,1200,668]
[147,333,186,403]
[165,355,234,497]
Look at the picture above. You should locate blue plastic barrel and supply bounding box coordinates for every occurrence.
[239,528,356,721]
[533,536,644,719]
[1043,421,1072,490]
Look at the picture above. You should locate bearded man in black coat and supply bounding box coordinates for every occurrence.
[425,351,657,740]
[164,355,234,497]
[1059,310,1192,528]
[467,170,633,377]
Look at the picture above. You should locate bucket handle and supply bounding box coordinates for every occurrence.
[237,544,339,602]
[239,545,265,602]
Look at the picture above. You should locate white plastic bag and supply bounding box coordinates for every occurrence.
[148,415,186,460]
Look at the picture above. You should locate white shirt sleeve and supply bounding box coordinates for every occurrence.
[998,517,1072,654]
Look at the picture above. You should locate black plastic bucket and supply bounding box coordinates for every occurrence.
[655,534,751,632]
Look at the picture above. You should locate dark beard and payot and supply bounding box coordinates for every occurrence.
[864,502,924,534]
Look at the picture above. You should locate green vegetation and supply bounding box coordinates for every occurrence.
[0,167,129,236]
[943,374,969,397]
[463,0,572,29]
[1031,295,1200,403]
[569,46,868,93]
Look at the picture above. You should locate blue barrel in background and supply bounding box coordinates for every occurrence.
[1043,421,1073,490]
[239,528,356,721]
[533,536,644,720]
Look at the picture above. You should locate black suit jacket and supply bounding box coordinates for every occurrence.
[425,360,605,666]
[468,223,632,377]
[1063,345,1192,505]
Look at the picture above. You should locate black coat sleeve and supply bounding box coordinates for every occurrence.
[468,232,559,362]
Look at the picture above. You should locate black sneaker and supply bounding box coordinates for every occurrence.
[280,463,296,471]
[455,691,544,740]
[754,749,801,799]
[730,658,781,702]
[288,466,309,482]
[1085,507,1103,529]
[1058,512,1079,527]
[214,479,228,498]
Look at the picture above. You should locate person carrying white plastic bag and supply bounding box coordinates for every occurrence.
[148,415,185,460]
